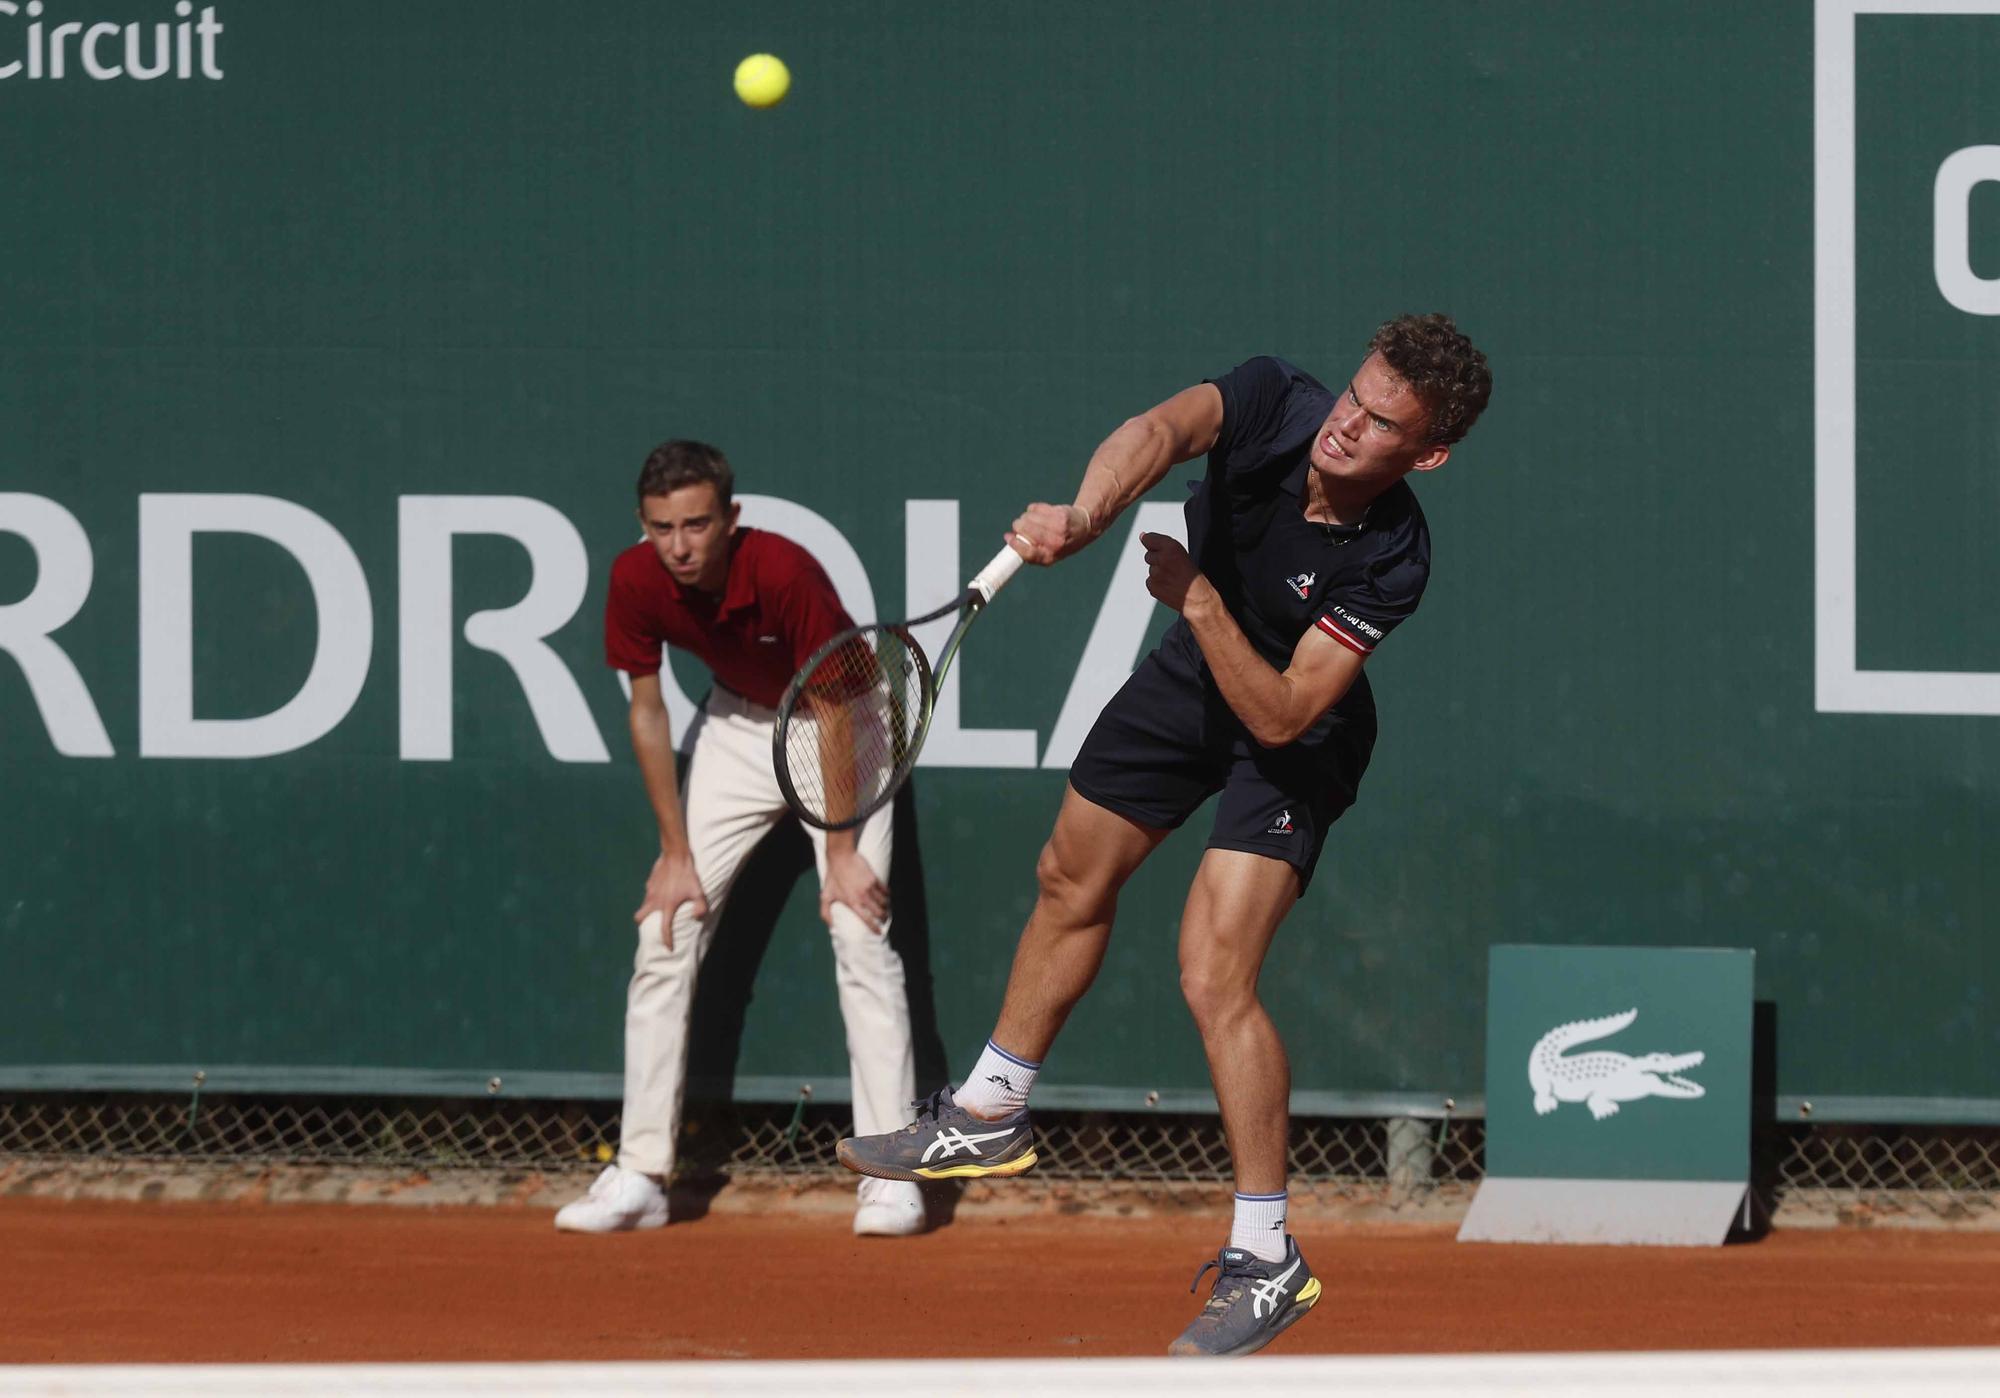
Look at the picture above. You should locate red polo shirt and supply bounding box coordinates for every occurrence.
[603,528,855,709]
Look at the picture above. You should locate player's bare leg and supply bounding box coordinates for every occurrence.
[1168,847,1321,1358]
[835,785,1164,1182]
[988,784,1169,1062]
[1177,848,1298,1195]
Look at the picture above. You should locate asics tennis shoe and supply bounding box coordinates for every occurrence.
[837,1085,1037,1182]
[1167,1235,1321,1357]
[553,1164,669,1233]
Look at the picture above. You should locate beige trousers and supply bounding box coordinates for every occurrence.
[616,686,914,1179]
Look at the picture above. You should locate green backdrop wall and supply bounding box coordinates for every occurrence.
[4,0,1997,1119]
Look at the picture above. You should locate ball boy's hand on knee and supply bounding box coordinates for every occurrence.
[636,853,707,951]
[821,847,889,934]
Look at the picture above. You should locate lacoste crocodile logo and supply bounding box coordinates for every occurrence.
[1528,1008,1705,1121]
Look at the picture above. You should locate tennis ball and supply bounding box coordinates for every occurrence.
[734,53,790,109]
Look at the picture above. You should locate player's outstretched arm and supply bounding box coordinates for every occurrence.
[628,673,707,948]
[1140,532,1365,748]
[1008,382,1224,565]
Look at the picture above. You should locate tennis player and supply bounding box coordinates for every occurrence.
[839,316,1493,1350]
[556,440,925,1238]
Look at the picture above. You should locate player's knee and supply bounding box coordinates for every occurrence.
[1035,837,1100,919]
[1178,955,1251,1027]
[1033,838,1070,901]
[1177,961,1217,1022]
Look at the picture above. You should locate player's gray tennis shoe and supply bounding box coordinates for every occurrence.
[1167,1236,1321,1358]
[837,1085,1037,1182]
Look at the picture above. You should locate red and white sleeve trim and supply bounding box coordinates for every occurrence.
[1314,614,1374,655]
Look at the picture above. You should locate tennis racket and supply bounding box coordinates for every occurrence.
[773,540,1028,830]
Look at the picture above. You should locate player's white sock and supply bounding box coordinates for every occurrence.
[952,1039,1039,1120]
[1230,1190,1289,1263]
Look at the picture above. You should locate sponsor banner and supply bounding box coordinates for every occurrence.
[1461,945,1753,1245]
[1481,944,1753,1183]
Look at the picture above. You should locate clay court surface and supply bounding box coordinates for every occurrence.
[4,1198,1999,1363]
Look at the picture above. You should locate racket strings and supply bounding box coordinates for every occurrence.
[781,627,927,826]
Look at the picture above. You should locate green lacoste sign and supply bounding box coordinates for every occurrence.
[1461,945,1754,1246]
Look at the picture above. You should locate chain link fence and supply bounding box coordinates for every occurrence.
[1,1091,1995,1222]
[1776,1122,2000,1224]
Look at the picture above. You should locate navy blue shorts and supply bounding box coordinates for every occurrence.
[1067,649,1373,892]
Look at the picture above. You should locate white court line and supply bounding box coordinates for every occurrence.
[2,1350,1998,1396]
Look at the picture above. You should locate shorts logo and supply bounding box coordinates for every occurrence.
[1285,571,1316,600]
[1266,809,1294,836]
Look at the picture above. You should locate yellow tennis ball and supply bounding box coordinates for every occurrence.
[734,53,790,109]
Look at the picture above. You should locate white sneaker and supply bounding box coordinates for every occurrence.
[853,1177,926,1237]
[554,1165,669,1233]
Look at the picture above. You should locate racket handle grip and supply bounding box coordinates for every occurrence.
[969,540,1028,603]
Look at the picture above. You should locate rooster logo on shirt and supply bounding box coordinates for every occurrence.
[1286,571,1316,600]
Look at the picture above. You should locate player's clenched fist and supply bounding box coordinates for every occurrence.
[1006,502,1093,565]
[1140,531,1212,616]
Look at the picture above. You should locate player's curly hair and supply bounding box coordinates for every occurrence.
[637,440,734,508]
[1367,314,1492,447]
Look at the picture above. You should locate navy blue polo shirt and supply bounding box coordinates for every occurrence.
[1159,354,1432,749]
